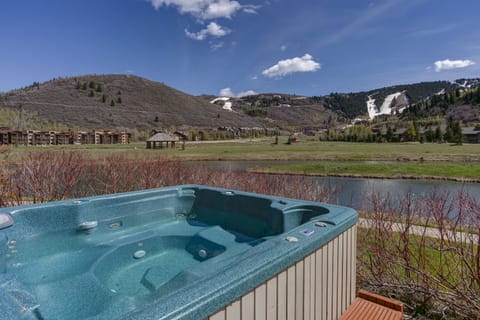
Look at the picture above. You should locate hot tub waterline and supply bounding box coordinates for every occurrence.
[0,185,357,320]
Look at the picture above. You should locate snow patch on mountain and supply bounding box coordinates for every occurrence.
[380,92,402,114]
[367,92,404,119]
[453,79,480,89]
[366,96,377,119]
[210,97,233,111]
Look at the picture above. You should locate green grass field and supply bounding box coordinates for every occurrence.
[252,161,480,180]
[6,138,480,180]
[170,140,480,162]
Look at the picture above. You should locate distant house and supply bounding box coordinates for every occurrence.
[0,128,11,145]
[391,128,407,141]
[76,131,95,145]
[299,126,324,136]
[174,131,188,141]
[92,130,131,144]
[146,132,178,149]
[30,130,54,145]
[51,131,73,145]
[4,130,29,145]
[462,127,480,144]
[0,129,131,146]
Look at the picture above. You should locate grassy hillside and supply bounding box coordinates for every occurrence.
[0,74,264,131]
[224,93,338,127]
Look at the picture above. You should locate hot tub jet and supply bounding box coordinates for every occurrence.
[77,221,98,232]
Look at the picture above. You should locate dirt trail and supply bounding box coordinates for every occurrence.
[359,218,479,244]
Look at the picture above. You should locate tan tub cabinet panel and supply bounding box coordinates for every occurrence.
[277,271,287,320]
[207,225,357,320]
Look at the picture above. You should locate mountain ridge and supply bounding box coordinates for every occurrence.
[1,74,479,134]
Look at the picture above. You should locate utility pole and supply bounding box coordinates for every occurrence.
[17,104,23,130]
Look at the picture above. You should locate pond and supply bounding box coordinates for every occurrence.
[184,160,480,210]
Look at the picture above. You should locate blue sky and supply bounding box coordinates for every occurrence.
[1,0,479,97]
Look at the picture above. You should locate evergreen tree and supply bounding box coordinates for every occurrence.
[386,126,393,142]
[451,121,463,145]
[444,127,453,143]
[117,97,122,104]
[435,127,443,143]
[425,127,434,142]
[110,100,115,107]
[380,124,387,136]
[455,88,461,98]
[200,131,209,141]
[406,121,417,141]
[101,94,107,103]
[419,134,425,144]
[445,93,454,105]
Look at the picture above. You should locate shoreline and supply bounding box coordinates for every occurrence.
[247,168,480,184]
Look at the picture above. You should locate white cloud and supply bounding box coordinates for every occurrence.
[237,90,257,97]
[280,45,287,51]
[434,59,475,72]
[210,41,225,51]
[219,87,257,97]
[204,0,241,19]
[185,22,230,40]
[149,0,258,46]
[242,4,260,14]
[220,87,234,97]
[262,54,321,78]
[148,0,255,20]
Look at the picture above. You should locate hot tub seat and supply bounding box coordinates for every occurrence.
[92,225,255,297]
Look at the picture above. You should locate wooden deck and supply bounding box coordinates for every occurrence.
[339,289,404,320]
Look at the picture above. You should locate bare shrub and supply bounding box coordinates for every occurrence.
[15,151,87,203]
[0,146,21,207]
[358,187,480,319]
[3,152,343,204]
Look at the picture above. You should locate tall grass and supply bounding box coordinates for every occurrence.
[1,150,479,318]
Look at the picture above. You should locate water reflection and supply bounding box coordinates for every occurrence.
[183,160,480,211]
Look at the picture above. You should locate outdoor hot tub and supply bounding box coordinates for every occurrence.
[0,185,358,320]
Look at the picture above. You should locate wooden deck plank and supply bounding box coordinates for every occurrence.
[339,290,404,320]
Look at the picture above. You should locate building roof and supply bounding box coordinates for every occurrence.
[147,132,177,142]
[462,127,480,135]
